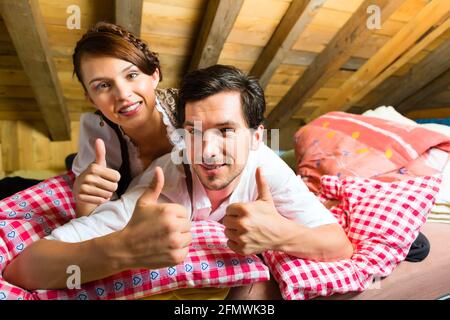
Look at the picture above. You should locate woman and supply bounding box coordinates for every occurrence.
[3,22,236,300]
[71,21,181,217]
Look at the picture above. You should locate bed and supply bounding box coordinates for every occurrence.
[1,107,449,300]
[278,156,450,300]
[280,106,450,300]
[321,221,450,300]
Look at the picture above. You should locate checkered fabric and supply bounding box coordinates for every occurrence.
[0,173,269,300]
[262,175,441,300]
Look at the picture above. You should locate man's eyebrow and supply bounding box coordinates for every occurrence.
[88,64,135,85]
[183,121,240,127]
[216,121,239,127]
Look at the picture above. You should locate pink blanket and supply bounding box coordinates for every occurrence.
[0,173,269,300]
[263,175,440,299]
[294,111,450,193]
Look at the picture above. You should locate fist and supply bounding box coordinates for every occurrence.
[223,167,284,255]
[74,138,120,205]
[121,167,192,269]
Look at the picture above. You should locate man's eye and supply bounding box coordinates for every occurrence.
[220,128,235,134]
[187,128,202,135]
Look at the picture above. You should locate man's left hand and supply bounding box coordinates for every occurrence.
[223,167,287,255]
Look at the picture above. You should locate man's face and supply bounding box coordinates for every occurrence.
[184,91,262,191]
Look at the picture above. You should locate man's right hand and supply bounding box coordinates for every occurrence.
[73,138,121,216]
[118,166,192,269]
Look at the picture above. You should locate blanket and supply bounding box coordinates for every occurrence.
[294,111,450,194]
[0,173,269,300]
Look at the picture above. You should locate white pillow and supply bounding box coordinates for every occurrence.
[362,105,417,125]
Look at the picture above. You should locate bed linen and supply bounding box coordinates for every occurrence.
[0,173,269,300]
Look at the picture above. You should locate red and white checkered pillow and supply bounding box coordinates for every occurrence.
[0,173,269,300]
[262,175,441,300]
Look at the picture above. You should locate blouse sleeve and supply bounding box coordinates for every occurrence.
[71,113,123,176]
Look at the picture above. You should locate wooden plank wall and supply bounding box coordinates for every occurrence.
[0,142,3,179]
[0,120,79,175]
[0,0,449,171]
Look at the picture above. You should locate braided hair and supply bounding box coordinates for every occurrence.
[72,22,163,197]
[72,21,162,90]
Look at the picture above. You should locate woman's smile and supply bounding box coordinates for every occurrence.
[117,100,144,116]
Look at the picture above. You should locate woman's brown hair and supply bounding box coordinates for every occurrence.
[73,21,162,90]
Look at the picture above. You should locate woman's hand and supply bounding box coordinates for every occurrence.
[73,138,121,217]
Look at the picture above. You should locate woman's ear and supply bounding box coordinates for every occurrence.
[151,68,160,89]
[250,125,265,151]
[84,91,96,107]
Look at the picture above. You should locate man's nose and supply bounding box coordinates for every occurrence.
[202,131,222,162]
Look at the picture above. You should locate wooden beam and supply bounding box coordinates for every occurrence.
[363,40,450,112]
[283,50,367,70]
[307,0,450,122]
[249,0,322,88]
[342,18,450,112]
[397,69,450,113]
[406,106,450,120]
[354,41,450,113]
[265,0,403,129]
[115,0,143,37]
[189,0,244,71]
[0,0,71,141]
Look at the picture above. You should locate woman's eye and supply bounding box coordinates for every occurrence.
[95,82,110,91]
[128,72,139,79]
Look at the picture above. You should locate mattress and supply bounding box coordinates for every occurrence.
[319,221,450,300]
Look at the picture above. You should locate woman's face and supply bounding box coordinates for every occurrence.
[81,55,160,130]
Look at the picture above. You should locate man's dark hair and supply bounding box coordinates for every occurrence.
[177,65,265,129]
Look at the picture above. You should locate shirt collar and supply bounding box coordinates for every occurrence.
[190,148,258,212]
[191,169,212,210]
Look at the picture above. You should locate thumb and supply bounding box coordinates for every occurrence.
[255,167,272,202]
[94,138,107,167]
[138,166,165,204]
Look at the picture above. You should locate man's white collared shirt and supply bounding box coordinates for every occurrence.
[47,144,337,242]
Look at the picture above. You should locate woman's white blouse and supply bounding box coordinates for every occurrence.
[71,97,182,179]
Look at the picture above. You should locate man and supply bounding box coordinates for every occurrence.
[3,65,352,296]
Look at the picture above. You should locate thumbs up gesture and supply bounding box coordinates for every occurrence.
[73,138,121,216]
[120,167,192,269]
[223,167,286,255]
[94,137,107,167]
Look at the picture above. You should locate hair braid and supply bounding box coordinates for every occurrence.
[73,21,163,85]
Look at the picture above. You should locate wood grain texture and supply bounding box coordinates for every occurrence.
[189,0,244,70]
[115,0,143,37]
[266,0,403,128]
[0,0,71,140]
[249,0,319,88]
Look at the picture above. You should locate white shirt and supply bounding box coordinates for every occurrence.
[72,97,182,179]
[47,144,337,242]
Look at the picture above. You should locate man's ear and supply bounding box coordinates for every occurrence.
[250,125,264,151]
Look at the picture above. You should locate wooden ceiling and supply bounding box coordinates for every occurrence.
[0,0,449,142]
